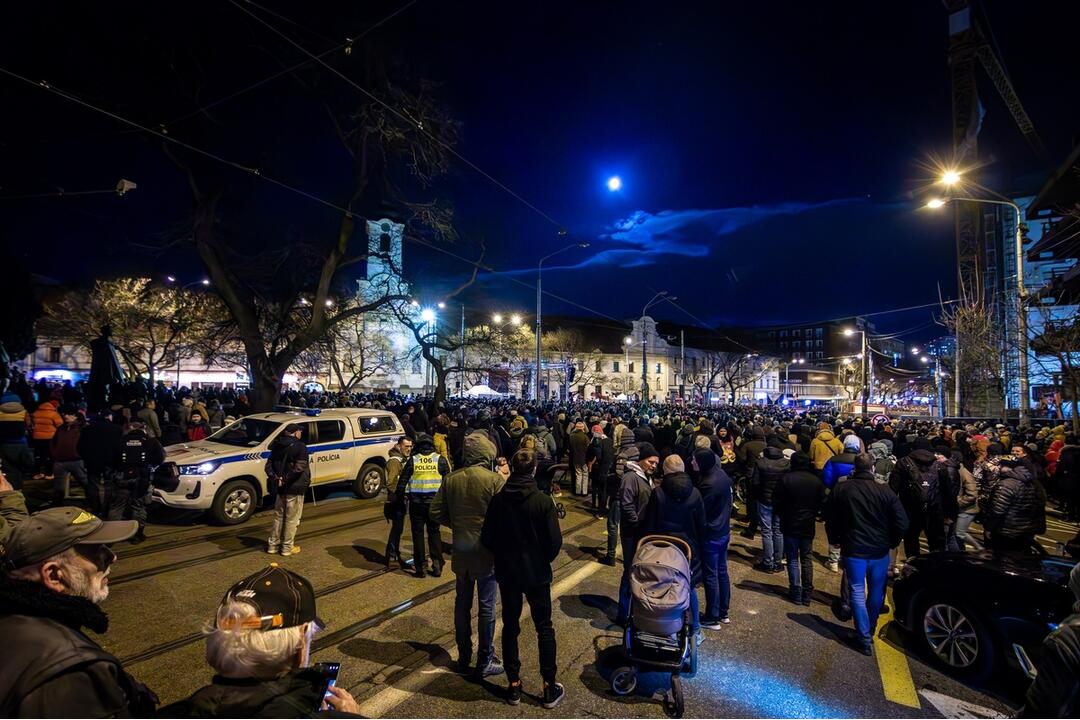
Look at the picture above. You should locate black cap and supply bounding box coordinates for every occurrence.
[219,564,323,631]
[1,507,137,570]
[636,442,659,461]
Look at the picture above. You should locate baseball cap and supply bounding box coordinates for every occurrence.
[1,508,137,570]
[219,564,324,631]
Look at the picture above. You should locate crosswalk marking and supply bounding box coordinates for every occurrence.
[918,689,1007,718]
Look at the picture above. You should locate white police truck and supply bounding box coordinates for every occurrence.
[151,407,404,524]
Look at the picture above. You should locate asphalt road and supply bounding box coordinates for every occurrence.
[79,485,1080,719]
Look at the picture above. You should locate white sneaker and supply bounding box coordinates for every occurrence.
[266,546,280,554]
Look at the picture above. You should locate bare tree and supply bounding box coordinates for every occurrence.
[542,329,607,399]
[1027,299,1080,433]
[41,278,224,384]
[939,299,1005,417]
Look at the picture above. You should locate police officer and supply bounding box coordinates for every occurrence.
[109,420,165,543]
[384,435,414,570]
[395,433,449,578]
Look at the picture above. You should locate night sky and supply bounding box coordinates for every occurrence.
[3,1,1079,344]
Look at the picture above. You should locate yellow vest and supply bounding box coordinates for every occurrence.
[408,453,443,494]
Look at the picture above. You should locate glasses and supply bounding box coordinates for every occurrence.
[74,544,116,572]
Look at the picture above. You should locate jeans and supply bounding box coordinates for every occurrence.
[408,500,443,572]
[843,554,890,647]
[606,499,620,559]
[574,464,589,495]
[455,569,497,669]
[701,535,730,619]
[948,511,982,552]
[618,533,638,620]
[688,582,701,634]
[267,494,304,551]
[784,536,814,598]
[52,460,88,505]
[500,581,557,684]
[758,502,783,567]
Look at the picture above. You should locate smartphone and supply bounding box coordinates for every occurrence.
[312,662,340,703]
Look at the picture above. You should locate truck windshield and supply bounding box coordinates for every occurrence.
[209,419,281,447]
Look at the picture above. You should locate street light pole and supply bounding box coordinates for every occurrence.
[535,241,589,403]
[926,194,1031,424]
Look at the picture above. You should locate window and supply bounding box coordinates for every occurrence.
[628,361,634,373]
[792,340,801,349]
[379,222,392,252]
[315,420,346,443]
[779,330,788,338]
[816,339,823,348]
[595,360,602,372]
[655,363,662,374]
[793,329,801,337]
[768,331,775,338]
[816,351,823,359]
[595,385,603,398]
[816,328,823,338]
[48,346,61,363]
[613,360,620,372]
[359,415,398,434]
[780,341,788,349]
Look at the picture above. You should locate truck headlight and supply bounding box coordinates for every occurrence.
[179,461,220,476]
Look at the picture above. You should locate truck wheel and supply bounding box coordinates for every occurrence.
[353,463,386,499]
[210,479,258,525]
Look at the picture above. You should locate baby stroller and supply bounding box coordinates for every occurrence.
[543,463,568,519]
[611,535,696,718]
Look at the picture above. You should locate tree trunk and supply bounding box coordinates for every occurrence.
[247,356,283,413]
[1070,378,1080,436]
[433,365,448,411]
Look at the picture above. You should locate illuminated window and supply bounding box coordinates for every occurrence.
[48,347,61,363]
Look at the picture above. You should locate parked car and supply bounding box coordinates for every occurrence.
[152,408,403,524]
[892,550,1075,682]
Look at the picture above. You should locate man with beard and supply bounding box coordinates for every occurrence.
[0,497,157,716]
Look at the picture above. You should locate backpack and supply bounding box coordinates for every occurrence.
[899,457,939,509]
[872,454,896,485]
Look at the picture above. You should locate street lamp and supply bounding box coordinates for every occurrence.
[492,313,503,324]
[164,276,211,387]
[535,241,590,402]
[925,195,1030,423]
[640,291,673,405]
[510,314,522,326]
[843,325,871,417]
[940,169,962,186]
[783,357,805,398]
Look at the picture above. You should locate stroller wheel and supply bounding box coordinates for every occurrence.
[664,675,685,718]
[611,666,637,696]
[556,503,566,519]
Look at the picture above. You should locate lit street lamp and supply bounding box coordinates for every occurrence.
[844,325,871,417]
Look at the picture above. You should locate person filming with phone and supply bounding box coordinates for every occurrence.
[160,565,360,717]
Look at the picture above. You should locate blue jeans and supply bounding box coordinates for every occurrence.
[948,511,982,552]
[758,503,783,567]
[843,554,890,646]
[454,569,497,668]
[618,534,637,620]
[606,499,620,559]
[688,581,700,635]
[701,535,730,619]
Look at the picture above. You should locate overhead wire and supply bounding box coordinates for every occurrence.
[0,65,625,328]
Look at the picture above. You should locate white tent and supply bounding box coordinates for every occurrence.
[465,384,504,398]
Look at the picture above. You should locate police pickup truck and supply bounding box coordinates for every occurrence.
[151,408,403,524]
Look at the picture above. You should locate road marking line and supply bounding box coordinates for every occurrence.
[358,560,604,717]
[919,689,1006,718]
[874,591,920,709]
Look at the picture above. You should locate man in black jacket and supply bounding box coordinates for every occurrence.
[0,505,157,717]
[751,446,790,572]
[1018,561,1080,718]
[109,421,165,544]
[76,408,124,516]
[982,457,1047,554]
[825,454,908,656]
[692,448,733,627]
[773,452,825,605]
[480,449,565,710]
[265,423,310,557]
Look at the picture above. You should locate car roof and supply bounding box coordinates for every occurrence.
[244,408,398,423]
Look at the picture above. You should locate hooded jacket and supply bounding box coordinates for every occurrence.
[693,450,732,541]
[618,461,653,536]
[809,430,844,471]
[0,398,28,444]
[264,432,310,496]
[31,400,62,441]
[643,471,705,584]
[431,432,505,576]
[751,447,790,505]
[0,576,158,718]
[982,461,1047,539]
[820,452,857,489]
[481,472,562,588]
[159,669,334,719]
[824,470,908,559]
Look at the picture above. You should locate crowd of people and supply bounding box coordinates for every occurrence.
[1,372,1079,717]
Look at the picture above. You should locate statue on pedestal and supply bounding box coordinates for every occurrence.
[87,325,124,412]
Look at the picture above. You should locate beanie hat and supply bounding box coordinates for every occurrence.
[843,435,863,453]
[636,442,659,461]
[692,448,717,473]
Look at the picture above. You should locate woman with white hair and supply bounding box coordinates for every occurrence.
[160,565,359,718]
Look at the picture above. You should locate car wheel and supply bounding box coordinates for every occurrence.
[353,463,386,499]
[917,597,995,682]
[210,479,257,525]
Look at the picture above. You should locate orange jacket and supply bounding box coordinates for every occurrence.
[31,401,63,441]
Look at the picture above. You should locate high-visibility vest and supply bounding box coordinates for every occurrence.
[408,453,443,495]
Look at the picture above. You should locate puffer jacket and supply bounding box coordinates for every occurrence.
[820,452,856,489]
[982,462,1047,539]
[643,471,705,584]
[0,398,28,444]
[31,400,62,441]
[751,447,790,505]
[809,430,844,471]
[430,432,504,576]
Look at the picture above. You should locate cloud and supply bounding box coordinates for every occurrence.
[519,197,863,273]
